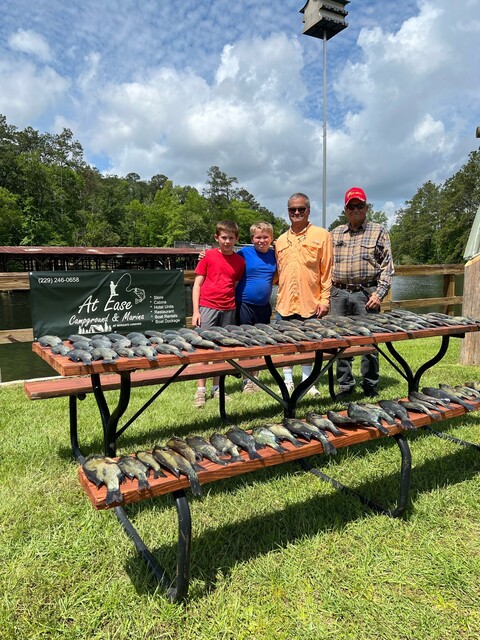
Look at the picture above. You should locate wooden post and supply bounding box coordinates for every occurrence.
[442,273,455,315]
[460,254,480,365]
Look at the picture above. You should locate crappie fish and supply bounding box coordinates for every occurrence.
[410,390,450,408]
[152,446,181,478]
[163,448,202,497]
[377,400,416,430]
[359,403,397,426]
[135,451,166,478]
[91,347,118,364]
[166,436,206,471]
[226,427,263,461]
[209,432,244,462]
[72,340,94,351]
[252,427,288,453]
[326,410,358,427]
[82,455,124,506]
[117,455,150,490]
[422,387,475,412]
[347,403,390,435]
[186,436,228,465]
[263,422,304,447]
[38,335,63,348]
[155,343,183,358]
[67,348,93,365]
[51,343,73,356]
[283,418,337,454]
[305,412,344,436]
[133,345,158,361]
[398,400,440,419]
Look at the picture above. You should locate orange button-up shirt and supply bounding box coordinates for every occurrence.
[275,223,332,318]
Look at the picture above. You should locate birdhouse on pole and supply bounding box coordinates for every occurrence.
[299,0,350,40]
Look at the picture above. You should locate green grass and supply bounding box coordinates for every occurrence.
[1,337,480,639]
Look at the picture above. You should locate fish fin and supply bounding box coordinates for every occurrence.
[229,455,245,463]
[193,462,207,472]
[138,477,150,491]
[248,450,263,461]
[400,418,416,431]
[186,471,203,497]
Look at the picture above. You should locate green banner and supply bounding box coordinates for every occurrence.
[29,270,185,339]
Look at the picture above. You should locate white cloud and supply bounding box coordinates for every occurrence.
[8,28,52,61]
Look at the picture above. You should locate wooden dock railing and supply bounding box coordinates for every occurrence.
[0,264,465,344]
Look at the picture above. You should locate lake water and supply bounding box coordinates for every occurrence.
[0,275,464,383]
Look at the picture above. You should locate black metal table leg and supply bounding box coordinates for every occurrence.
[382,335,450,393]
[91,371,132,457]
[114,489,192,604]
[298,432,411,518]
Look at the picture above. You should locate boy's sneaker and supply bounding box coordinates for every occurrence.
[194,389,206,408]
[243,380,259,393]
[305,386,320,397]
[212,388,232,401]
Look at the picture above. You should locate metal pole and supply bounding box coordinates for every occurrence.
[322,29,327,229]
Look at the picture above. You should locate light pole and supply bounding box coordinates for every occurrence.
[299,1,349,228]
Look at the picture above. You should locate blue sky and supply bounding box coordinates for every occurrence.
[1,0,479,228]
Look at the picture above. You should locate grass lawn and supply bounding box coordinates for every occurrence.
[1,336,480,640]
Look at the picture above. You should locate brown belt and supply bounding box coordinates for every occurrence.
[333,281,377,292]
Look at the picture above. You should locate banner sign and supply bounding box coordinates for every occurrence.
[29,270,185,339]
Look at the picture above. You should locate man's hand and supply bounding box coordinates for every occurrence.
[365,292,381,310]
[315,304,329,318]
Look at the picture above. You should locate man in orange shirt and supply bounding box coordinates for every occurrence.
[275,192,333,394]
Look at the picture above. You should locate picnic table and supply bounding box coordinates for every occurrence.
[29,321,480,602]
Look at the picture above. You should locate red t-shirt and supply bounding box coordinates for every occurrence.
[195,249,245,310]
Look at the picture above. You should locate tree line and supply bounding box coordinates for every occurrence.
[1,114,479,263]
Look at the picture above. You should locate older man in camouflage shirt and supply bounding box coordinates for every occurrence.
[330,187,394,398]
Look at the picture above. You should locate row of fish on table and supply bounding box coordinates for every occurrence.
[82,382,480,505]
[38,310,480,366]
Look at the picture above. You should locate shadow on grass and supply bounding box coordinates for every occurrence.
[118,423,480,601]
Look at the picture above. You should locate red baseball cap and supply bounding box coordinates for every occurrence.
[345,187,367,205]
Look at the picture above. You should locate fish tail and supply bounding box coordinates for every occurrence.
[377,424,390,435]
[212,456,228,466]
[105,488,123,506]
[229,455,245,463]
[186,471,203,497]
[276,444,288,453]
[138,477,150,491]
[248,449,263,461]
[193,462,207,472]
[400,418,416,431]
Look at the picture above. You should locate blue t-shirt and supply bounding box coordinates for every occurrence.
[235,246,277,306]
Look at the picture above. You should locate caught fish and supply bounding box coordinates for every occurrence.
[113,345,136,358]
[465,381,480,392]
[155,343,183,358]
[38,335,63,348]
[144,329,164,338]
[226,427,263,461]
[129,334,151,346]
[163,448,203,497]
[166,437,206,471]
[283,419,337,454]
[107,332,127,341]
[91,347,118,364]
[398,400,440,419]
[422,387,476,412]
[82,455,124,506]
[152,446,181,478]
[68,334,86,343]
[51,343,73,356]
[133,345,158,361]
[111,337,132,348]
[117,455,150,490]
[347,403,390,435]
[305,412,344,436]
[408,393,446,414]
[185,435,228,466]
[262,423,304,447]
[410,390,450,408]
[252,427,288,453]
[67,348,93,365]
[361,403,397,426]
[326,410,358,427]
[210,432,245,462]
[72,340,94,351]
[91,337,113,348]
[378,400,416,430]
[440,383,479,400]
[135,450,166,478]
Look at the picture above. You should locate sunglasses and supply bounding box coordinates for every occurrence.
[288,207,307,214]
[346,202,366,210]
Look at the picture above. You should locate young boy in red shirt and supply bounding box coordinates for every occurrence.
[192,220,245,407]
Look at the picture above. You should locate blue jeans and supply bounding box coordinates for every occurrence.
[329,285,379,391]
